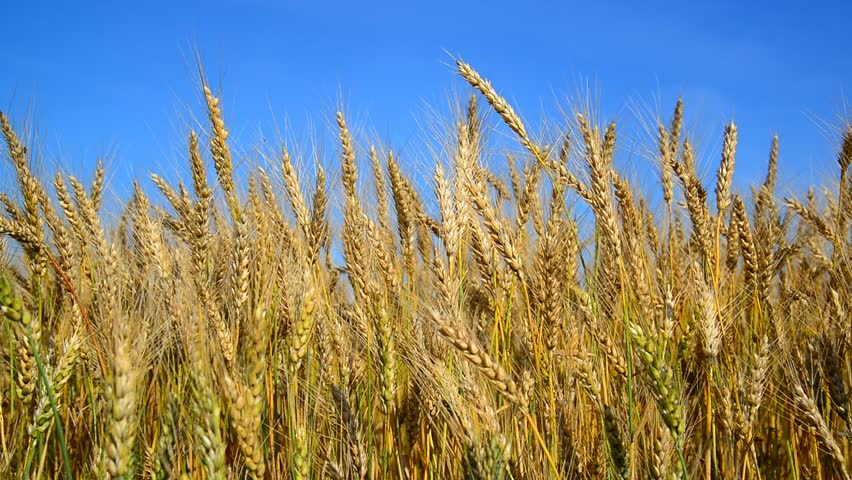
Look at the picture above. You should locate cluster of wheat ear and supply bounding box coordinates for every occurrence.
[1,60,851,480]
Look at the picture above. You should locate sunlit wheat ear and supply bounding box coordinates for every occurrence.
[670,97,684,154]
[785,196,834,239]
[106,317,140,479]
[758,135,780,200]
[222,371,265,477]
[89,159,106,212]
[735,337,769,443]
[246,305,268,421]
[428,307,526,409]
[613,172,652,316]
[724,207,740,271]
[256,165,283,228]
[456,59,541,161]
[658,123,674,206]
[131,183,170,277]
[672,138,712,259]
[364,215,398,294]
[202,84,240,219]
[459,147,525,283]
[546,133,590,202]
[533,223,566,352]
[281,145,312,239]
[210,306,236,371]
[715,121,737,216]
[309,165,329,263]
[573,354,603,405]
[52,172,81,242]
[39,184,75,277]
[792,382,851,480]
[231,212,251,311]
[465,92,482,144]
[369,145,391,235]
[575,300,628,378]
[1,112,47,277]
[516,159,541,231]
[150,173,191,226]
[376,303,397,415]
[202,85,232,189]
[0,216,43,263]
[188,131,211,200]
[388,151,415,278]
[29,333,81,438]
[289,276,317,374]
[337,111,358,202]
[648,422,677,480]
[698,285,721,364]
[0,113,41,227]
[732,196,758,286]
[70,175,121,318]
[576,114,621,266]
[435,163,461,272]
[246,175,265,238]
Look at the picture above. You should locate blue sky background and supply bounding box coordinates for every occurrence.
[2,0,851,204]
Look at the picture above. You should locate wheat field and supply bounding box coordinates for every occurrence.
[0,59,850,479]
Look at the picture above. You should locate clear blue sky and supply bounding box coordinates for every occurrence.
[2,0,851,199]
